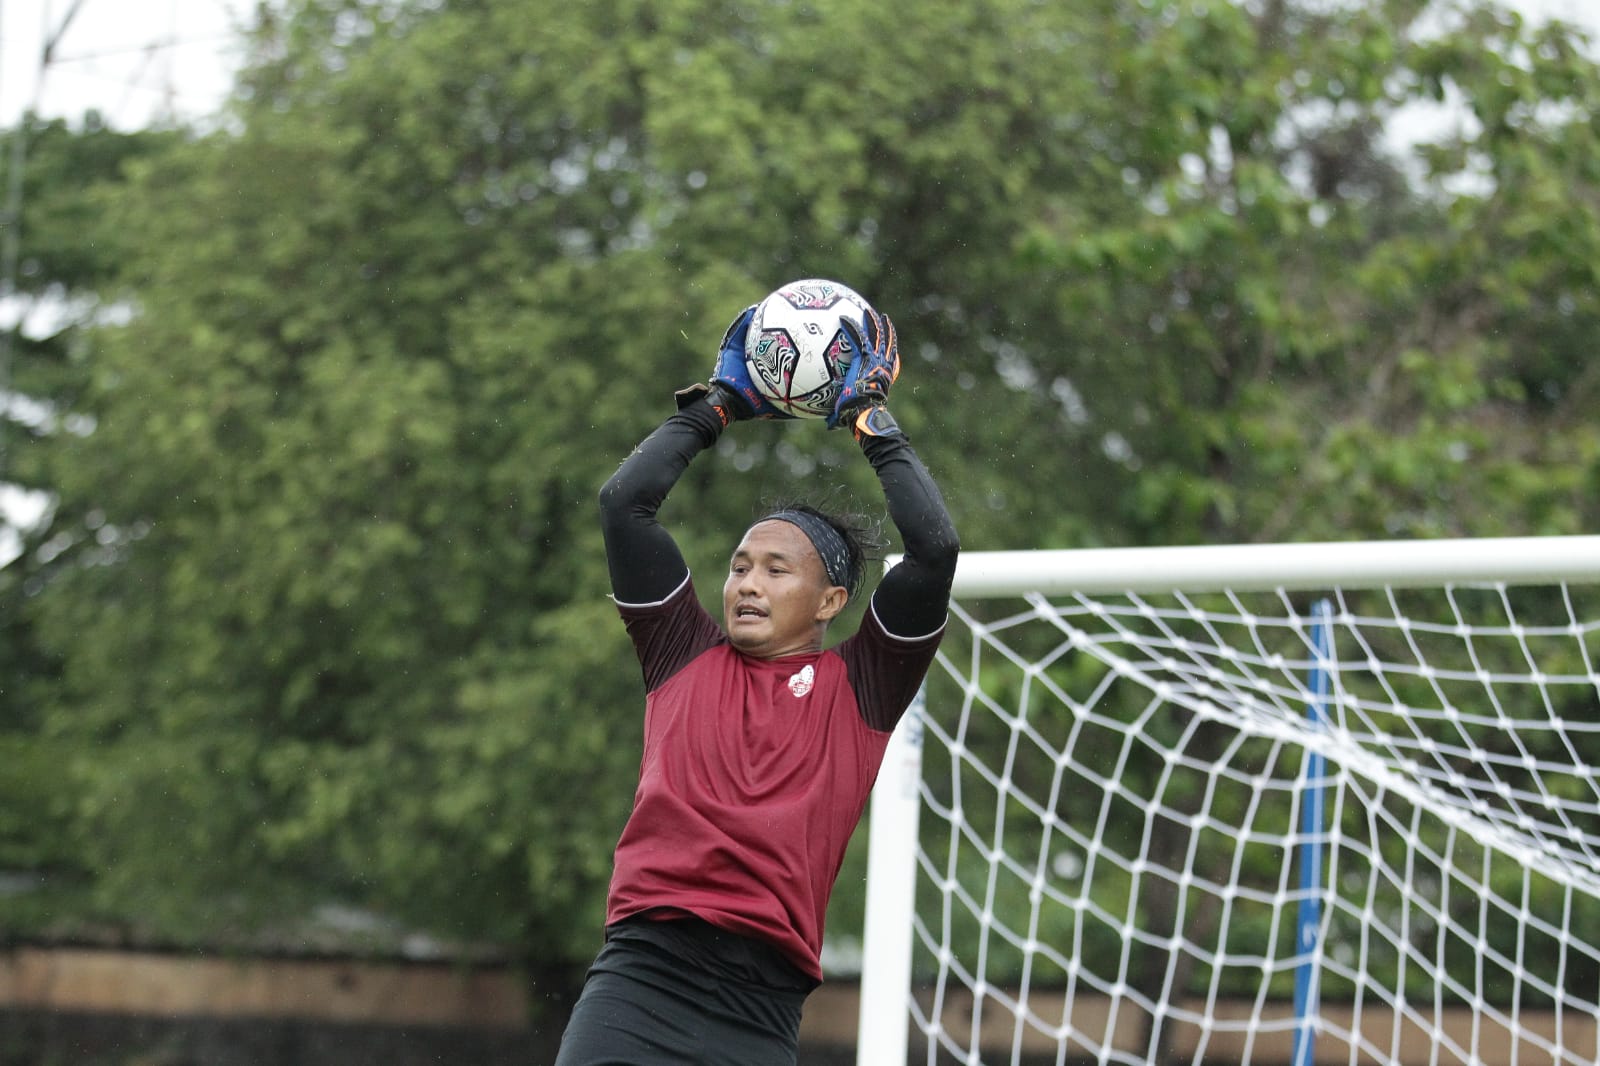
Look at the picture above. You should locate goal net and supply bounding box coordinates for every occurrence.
[856,537,1600,1066]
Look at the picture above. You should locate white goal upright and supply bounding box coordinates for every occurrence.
[857,536,1600,1066]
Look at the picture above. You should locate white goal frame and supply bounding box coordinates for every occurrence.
[856,535,1600,1066]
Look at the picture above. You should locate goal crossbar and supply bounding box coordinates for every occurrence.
[939,534,1600,597]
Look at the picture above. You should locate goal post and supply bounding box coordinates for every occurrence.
[858,536,1600,1066]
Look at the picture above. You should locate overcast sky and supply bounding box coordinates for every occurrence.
[1,0,260,128]
[3,0,1599,130]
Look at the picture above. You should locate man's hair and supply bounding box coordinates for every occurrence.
[756,494,886,604]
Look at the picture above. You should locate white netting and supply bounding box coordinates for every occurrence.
[898,577,1600,1066]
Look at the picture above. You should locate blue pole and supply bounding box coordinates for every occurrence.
[1291,599,1334,1066]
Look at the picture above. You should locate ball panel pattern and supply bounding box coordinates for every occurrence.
[743,279,872,419]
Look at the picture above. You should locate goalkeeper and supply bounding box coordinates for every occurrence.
[553,301,960,1065]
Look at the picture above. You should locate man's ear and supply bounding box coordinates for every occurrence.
[816,585,849,623]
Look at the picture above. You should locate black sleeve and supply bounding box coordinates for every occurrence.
[863,433,960,638]
[597,401,726,605]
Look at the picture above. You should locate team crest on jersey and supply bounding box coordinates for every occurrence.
[788,664,815,698]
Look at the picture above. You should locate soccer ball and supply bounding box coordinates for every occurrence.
[743,278,873,419]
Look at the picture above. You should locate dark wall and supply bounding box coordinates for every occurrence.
[0,1010,864,1066]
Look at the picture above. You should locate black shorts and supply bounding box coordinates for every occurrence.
[553,916,816,1066]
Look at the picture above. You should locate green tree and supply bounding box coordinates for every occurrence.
[1019,0,1600,548]
[9,0,1600,1042]
[1,114,182,916]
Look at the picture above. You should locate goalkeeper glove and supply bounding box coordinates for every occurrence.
[829,308,901,435]
[675,305,793,422]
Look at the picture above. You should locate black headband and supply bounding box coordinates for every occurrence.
[762,510,853,591]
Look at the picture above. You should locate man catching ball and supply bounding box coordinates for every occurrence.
[555,293,959,1065]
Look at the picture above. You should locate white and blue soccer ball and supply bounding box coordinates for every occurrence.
[743,278,873,419]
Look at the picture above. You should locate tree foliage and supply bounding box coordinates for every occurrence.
[4,0,1600,1019]
[1,115,183,903]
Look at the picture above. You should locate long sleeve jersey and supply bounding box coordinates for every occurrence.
[594,401,959,979]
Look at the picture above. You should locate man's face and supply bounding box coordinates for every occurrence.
[723,520,847,659]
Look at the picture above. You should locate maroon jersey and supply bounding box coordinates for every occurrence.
[604,576,942,981]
